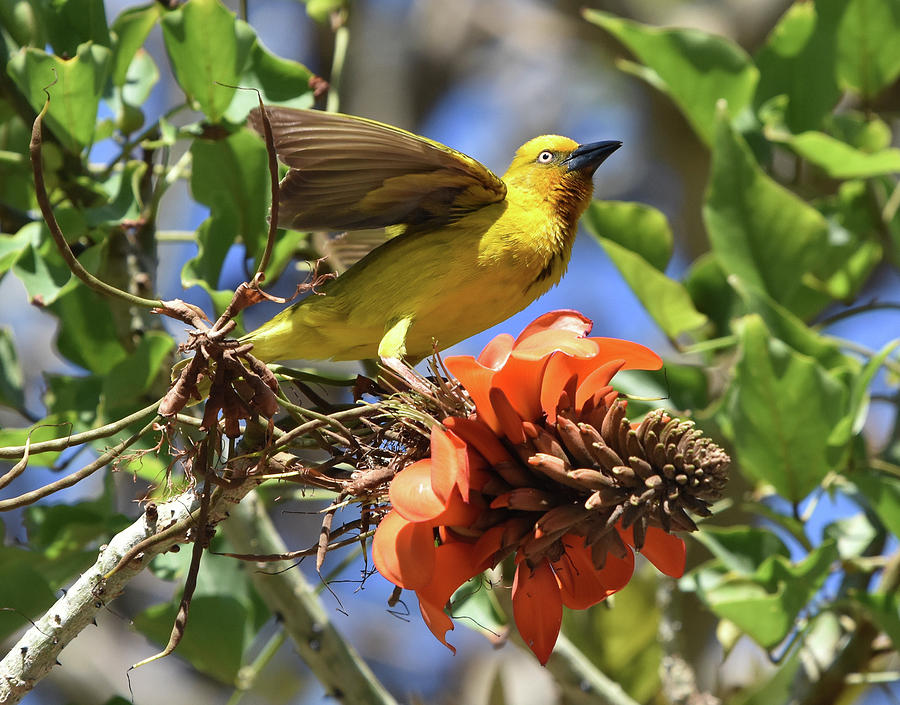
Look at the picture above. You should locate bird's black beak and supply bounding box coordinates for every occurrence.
[564,140,622,174]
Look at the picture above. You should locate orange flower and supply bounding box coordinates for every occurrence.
[372,310,728,664]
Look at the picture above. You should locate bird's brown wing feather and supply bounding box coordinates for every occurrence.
[248,107,507,232]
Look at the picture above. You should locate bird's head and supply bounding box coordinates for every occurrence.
[502,135,622,222]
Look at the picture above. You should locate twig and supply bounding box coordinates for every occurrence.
[220,491,398,705]
[326,11,349,114]
[272,405,378,450]
[0,401,161,460]
[30,91,162,310]
[0,418,159,511]
[251,90,279,285]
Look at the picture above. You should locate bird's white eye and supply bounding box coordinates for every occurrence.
[537,150,554,163]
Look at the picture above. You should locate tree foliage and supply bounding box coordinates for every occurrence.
[1,1,900,704]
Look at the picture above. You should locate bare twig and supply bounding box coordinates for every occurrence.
[30,90,163,310]
[0,418,159,512]
[0,401,161,460]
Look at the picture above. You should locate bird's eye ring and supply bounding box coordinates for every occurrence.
[537,150,554,164]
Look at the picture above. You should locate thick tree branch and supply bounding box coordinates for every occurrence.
[0,452,282,704]
[221,491,398,705]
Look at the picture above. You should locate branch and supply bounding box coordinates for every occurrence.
[220,491,398,705]
[30,94,163,311]
[548,633,641,705]
[0,451,284,704]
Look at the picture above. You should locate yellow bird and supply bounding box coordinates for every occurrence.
[243,107,620,377]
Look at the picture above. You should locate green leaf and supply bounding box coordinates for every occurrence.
[852,472,900,539]
[583,200,672,271]
[683,253,738,336]
[0,545,57,643]
[191,129,269,258]
[754,0,843,133]
[160,0,255,122]
[222,36,314,123]
[101,331,173,415]
[836,0,900,99]
[704,113,830,317]
[623,362,709,413]
[135,538,269,684]
[23,490,128,586]
[768,128,900,179]
[110,2,162,86]
[823,513,878,559]
[11,221,80,305]
[305,0,344,23]
[584,9,758,145]
[450,577,508,644]
[0,327,25,412]
[36,0,110,56]
[6,42,112,153]
[723,316,849,501]
[84,160,147,227]
[687,540,838,648]
[691,526,790,575]
[181,217,235,312]
[594,236,708,339]
[845,339,900,437]
[47,280,129,375]
[727,277,850,372]
[826,112,893,152]
[808,180,882,301]
[0,417,76,465]
[851,591,900,651]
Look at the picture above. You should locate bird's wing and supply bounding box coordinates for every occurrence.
[248,107,507,232]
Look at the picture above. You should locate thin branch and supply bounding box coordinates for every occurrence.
[220,491,398,705]
[251,90,279,285]
[30,93,162,310]
[0,400,161,460]
[0,418,160,511]
[326,11,349,114]
[815,300,900,329]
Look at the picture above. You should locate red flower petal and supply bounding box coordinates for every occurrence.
[553,536,636,609]
[417,541,484,616]
[444,416,512,467]
[513,329,599,361]
[372,510,435,590]
[490,354,548,423]
[512,559,563,665]
[618,524,686,578]
[443,356,501,433]
[389,460,447,522]
[589,337,663,371]
[429,425,467,504]
[539,354,579,423]
[471,518,531,569]
[477,333,515,369]
[514,310,593,344]
[488,387,527,444]
[418,597,457,654]
[575,360,625,412]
